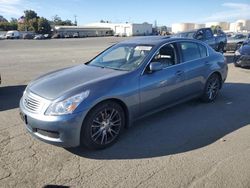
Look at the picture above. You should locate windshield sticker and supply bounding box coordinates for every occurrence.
[135,46,152,51]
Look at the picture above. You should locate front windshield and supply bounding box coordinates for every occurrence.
[173,32,195,38]
[230,34,247,40]
[88,44,153,71]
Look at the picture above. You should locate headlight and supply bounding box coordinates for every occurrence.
[45,90,90,116]
[235,50,241,56]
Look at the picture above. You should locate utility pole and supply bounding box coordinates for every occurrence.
[154,20,157,28]
[74,15,77,26]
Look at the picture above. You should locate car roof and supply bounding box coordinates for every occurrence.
[119,36,199,46]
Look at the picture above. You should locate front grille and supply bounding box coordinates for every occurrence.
[23,93,43,113]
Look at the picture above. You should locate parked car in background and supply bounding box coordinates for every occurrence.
[0,34,5,40]
[64,34,73,38]
[73,32,79,38]
[34,34,45,40]
[43,34,51,39]
[5,30,20,39]
[19,37,228,149]
[234,39,250,68]
[174,28,227,53]
[23,33,35,39]
[225,34,249,52]
[51,33,61,39]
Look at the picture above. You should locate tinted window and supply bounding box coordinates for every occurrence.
[180,42,200,62]
[205,29,213,38]
[196,30,204,40]
[198,44,207,58]
[151,43,177,68]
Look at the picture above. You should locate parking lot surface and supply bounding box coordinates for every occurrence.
[0,37,250,188]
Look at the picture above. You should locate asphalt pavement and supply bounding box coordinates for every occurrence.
[0,37,250,188]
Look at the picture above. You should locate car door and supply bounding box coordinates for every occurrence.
[204,29,216,49]
[139,42,187,116]
[178,41,208,96]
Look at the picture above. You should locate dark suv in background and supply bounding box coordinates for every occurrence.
[174,28,227,53]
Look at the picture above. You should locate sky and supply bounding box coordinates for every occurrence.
[0,0,250,26]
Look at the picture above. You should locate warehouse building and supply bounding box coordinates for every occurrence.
[54,26,113,37]
[86,22,153,37]
[229,19,250,32]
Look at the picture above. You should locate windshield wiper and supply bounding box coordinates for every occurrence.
[104,66,128,71]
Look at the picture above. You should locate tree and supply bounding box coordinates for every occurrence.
[0,16,17,31]
[61,19,73,26]
[52,15,62,25]
[18,10,39,31]
[211,25,222,34]
[9,18,18,30]
[38,17,51,34]
[28,18,38,32]
[24,10,38,20]
[51,15,73,26]
[0,15,8,22]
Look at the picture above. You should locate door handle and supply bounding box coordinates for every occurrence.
[205,61,210,65]
[175,70,184,76]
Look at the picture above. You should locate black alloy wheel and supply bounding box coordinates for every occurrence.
[202,74,221,102]
[81,101,125,149]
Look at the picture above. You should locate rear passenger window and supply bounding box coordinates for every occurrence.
[180,42,200,62]
[198,44,207,58]
[205,29,213,38]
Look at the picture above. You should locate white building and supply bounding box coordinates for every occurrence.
[194,24,205,29]
[54,26,113,37]
[205,22,230,31]
[229,19,250,32]
[86,22,152,37]
[171,23,195,33]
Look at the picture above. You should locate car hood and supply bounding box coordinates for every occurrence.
[240,45,250,55]
[227,38,246,43]
[28,64,127,100]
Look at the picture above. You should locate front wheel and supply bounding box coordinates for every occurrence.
[81,101,125,150]
[201,74,221,102]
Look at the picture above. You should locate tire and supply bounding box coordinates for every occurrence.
[81,101,125,150]
[234,63,240,67]
[235,43,242,51]
[201,74,221,102]
[218,43,224,54]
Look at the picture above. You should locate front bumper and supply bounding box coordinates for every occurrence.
[19,97,87,147]
[234,55,250,67]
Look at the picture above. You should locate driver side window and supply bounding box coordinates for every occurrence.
[151,43,177,69]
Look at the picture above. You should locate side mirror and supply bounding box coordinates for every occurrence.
[149,62,163,72]
[196,34,203,40]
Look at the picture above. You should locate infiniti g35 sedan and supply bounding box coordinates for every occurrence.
[19,37,228,149]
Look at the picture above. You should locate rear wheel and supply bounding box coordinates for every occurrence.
[218,43,224,53]
[81,101,125,150]
[201,74,221,102]
[235,43,242,51]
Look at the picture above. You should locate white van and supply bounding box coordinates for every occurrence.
[6,30,20,39]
